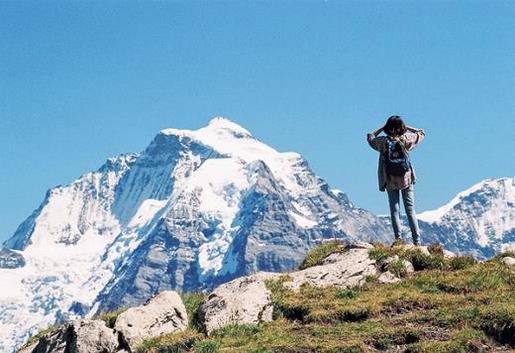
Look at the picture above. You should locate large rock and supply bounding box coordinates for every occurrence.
[24,320,118,353]
[378,271,401,284]
[0,248,26,268]
[114,291,187,351]
[283,248,377,290]
[198,272,280,335]
[502,256,515,266]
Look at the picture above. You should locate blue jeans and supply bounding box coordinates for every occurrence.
[387,185,420,244]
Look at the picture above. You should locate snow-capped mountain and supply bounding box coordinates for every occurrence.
[379,177,515,258]
[417,177,515,258]
[0,117,390,353]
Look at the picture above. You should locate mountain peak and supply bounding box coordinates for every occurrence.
[159,117,252,140]
[206,116,251,135]
[419,177,514,223]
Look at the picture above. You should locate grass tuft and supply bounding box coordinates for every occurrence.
[96,307,127,329]
[298,240,345,270]
[180,292,207,331]
[135,329,203,353]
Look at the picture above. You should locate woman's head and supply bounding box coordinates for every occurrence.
[383,115,406,136]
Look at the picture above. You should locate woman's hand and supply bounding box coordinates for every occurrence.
[371,126,384,137]
[406,125,423,133]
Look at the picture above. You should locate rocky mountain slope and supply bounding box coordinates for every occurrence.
[17,241,515,353]
[417,177,515,259]
[0,117,390,353]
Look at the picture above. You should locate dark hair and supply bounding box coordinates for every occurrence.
[383,115,407,136]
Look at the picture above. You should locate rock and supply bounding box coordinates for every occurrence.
[378,271,401,284]
[28,320,118,353]
[17,342,38,353]
[403,260,415,274]
[443,250,456,259]
[501,256,515,266]
[198,272,280,335]
[402,244,431,256]
[73,320,119,353]
[344,240,374,250]
[0,248,26,268]
[283,248,377,290]
[384,255,400,265]
[114,291,188,350]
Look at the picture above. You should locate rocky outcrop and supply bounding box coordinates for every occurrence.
[501,256,515,266]
[198,272,280,335]
[19,291,188,353]
[283,248,377,290]
[114,291,188,351]
[19,243,465,352]
[0,248,26,268]
[22,320,118,353]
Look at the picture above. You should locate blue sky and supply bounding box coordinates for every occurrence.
[1,1,514,243]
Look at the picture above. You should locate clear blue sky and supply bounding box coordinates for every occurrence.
[1,1,514,243]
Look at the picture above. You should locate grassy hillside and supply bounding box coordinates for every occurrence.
[137,243,515,353]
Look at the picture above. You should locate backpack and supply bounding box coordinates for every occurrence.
[384,137,411,176]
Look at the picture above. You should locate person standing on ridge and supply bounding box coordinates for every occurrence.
[367,115,425,246]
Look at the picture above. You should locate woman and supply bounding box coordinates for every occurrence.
[367,115,425,246]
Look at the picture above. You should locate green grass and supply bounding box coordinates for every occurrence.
[136,329,203,353]
[18,325,57,349]
[298,240,344,270]
[135,243,515,352]
[181,292,207,330]
[96,307,127,328]
[21,242,515,353]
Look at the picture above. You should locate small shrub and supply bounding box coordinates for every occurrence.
[427,243,444,256]
[368,246,394,264]
[299,240,344,270]
[406,250,445,271]
[388,259,408,278]
[449,256,476,271]
[97,307,126,328]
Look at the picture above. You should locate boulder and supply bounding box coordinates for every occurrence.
[501,256,515,266]
[27,320,118,353]
[443,250,456,259]
[114,291,188,351]
[378,271,401,284]
[198,272,280,335]
[283,248,377,290]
